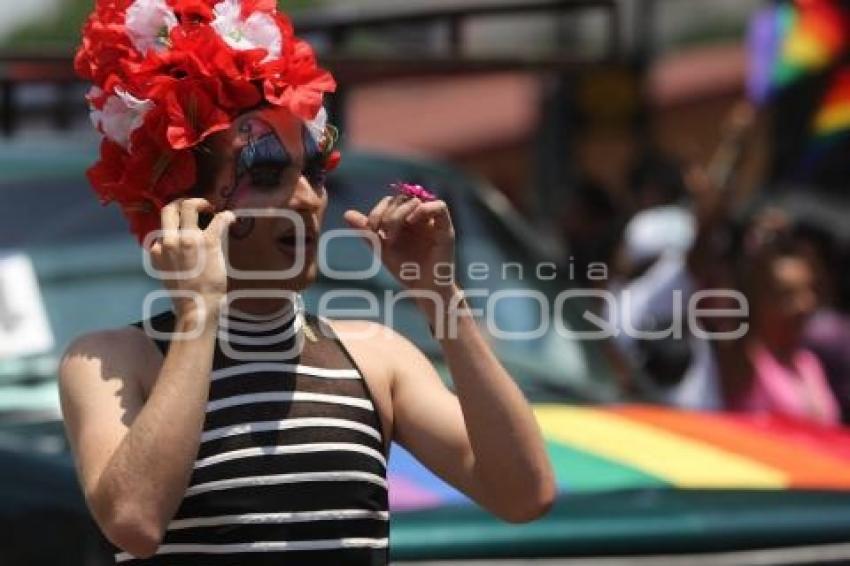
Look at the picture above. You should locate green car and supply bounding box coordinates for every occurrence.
[2,139,850,565]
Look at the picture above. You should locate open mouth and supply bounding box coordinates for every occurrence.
[276,231,316,252]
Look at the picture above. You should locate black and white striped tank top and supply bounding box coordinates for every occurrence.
[120,301,389,565]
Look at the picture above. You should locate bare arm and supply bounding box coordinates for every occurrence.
[344,196,555,522]
[59,199,235,558]
[406,288,555,521]
[60,316,218,557]
[336,311,554,523]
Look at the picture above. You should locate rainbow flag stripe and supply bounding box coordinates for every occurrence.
[813,66,850,137]
[776,0,847,86]
[748,0,850,103]
[388,405,850,512]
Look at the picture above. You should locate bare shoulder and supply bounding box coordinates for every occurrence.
[324,318,433,381]
[326,319,406,344]
[62,326,154,359]
[325,319,421,361]
[59,326,163,399]
[59,326,165,499]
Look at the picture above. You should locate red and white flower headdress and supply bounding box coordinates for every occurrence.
[76,0,339,242]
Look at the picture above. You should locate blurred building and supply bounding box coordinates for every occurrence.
[316,0,766,218]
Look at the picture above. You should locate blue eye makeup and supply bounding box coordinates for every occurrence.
[236,129,293,188]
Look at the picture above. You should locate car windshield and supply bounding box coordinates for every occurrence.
[0,143,620,417]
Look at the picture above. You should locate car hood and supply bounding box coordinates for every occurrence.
[389,404,850,559]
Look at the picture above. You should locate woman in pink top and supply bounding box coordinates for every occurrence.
[718,226,840,425]
[739,343,839,425]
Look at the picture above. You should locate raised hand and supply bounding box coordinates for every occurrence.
[344,194,456,296]
[147,198,236,322]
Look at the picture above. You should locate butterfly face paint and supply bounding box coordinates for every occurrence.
[219,116,294,239]
[236,120,294,188]
[194,105,333,290]
[213,107,330,247]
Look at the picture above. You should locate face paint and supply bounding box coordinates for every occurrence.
[301,125,327,189]
[216,181,251,238]
[221,117,293,240]
[236,121,293,188]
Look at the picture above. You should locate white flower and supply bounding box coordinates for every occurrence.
[86,86,104,124]
[306,107,327,145]
[85,86,104,104]
[87,86,105,131]
[212,0,282,61]
[91,88,155,150]
[125,0,178,55]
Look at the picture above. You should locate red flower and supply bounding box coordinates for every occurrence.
[123,205,163,246]
[214,77,264,112]
[170,23,232,69]
[325,149,342,172]
[110,121,197,245]
[262,39,336,120]
[147,148,197,202]
[273,10,295,48]
[164,81,231,149]
[130,107,199,199]
[85,85,110,110]
[77,0,339,245]
[241,0,277,17]
[87,131,194,246]
[73,0,140,83]
[87,138,130,205]
[91,0,133,25]
[75,21,139,85]
[168,25,264,109]
[125,44,212,99]
[168,0,216,24]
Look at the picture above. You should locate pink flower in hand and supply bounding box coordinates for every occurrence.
[390,182,436,202]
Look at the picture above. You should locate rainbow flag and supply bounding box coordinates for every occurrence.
[812,65,850,138]
[748,0,850,104]
[388,404,850,512]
